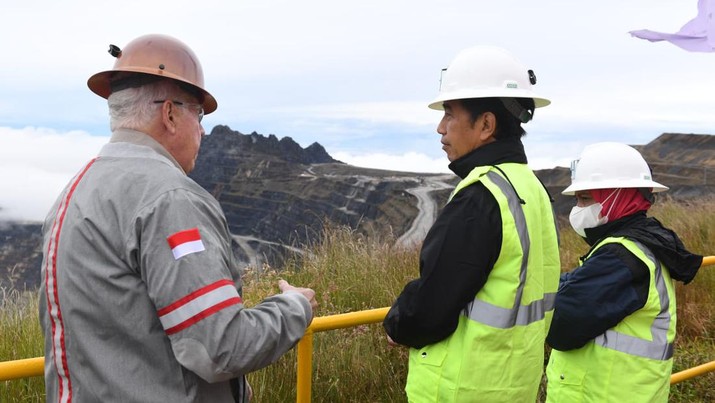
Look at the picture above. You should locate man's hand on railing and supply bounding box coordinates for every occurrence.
[278,279,318,312]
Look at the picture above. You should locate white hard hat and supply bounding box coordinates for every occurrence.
[428,46,550,111]
[563,142,668,195]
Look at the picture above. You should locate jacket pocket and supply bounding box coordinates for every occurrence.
[546,353,585,403]
[411,342,448,367]
[406,343,451,402]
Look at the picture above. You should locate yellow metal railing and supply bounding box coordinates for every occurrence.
[1,319,714,398]
[296,307,390,403]
[670,360,715,384]
[0,357,43,381]
[1,256,714,399]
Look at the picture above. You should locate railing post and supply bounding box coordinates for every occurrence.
[296,329,314,403]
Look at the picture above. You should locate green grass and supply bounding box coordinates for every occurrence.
[0,288,44,402]
[243,224,414,402]
[1,199,713,402]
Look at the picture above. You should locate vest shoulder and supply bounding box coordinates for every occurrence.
[590,241,651,279]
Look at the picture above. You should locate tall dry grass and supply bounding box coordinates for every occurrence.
[650,198,715,402]
[0,288,44,402]
[0,198,713,402]
[243,224,415,402]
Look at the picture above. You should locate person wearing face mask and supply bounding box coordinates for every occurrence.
[545,142,703,403]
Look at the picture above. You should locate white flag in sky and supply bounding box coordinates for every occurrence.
[630,0,715,52]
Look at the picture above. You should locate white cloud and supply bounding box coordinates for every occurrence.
[0,127,107,222]
[332,151,451,174]
[1,0,713,222]
[523,139,584,170]
[272,101,438,127]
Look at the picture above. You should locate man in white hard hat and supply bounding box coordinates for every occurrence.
[39,34,317,402]
[546,142,702,402]
[383,46,560,402]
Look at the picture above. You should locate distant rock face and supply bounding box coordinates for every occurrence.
[201,125,339,166]
[1,130,714,290]
[188,126,425,269]
[0,222,42,290]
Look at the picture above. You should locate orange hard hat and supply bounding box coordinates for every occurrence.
[87,34,217,114]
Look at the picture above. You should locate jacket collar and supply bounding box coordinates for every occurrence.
[583,211,703,284]
[109,128,185,174]
[448,137,528,179]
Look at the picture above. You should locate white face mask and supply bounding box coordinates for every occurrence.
[568,189,620,237]
[569,203,607,237]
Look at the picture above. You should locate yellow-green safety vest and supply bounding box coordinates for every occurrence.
[546,237,676,403]
[406,163,560,402]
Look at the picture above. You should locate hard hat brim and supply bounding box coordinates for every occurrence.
[562,180,669,195]
[88,70,218,114]
[428,90,550,110]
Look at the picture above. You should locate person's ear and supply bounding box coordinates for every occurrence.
[160,101,178,134]
[478,112,497,141]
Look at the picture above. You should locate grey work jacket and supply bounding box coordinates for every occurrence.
[39,129,312,402]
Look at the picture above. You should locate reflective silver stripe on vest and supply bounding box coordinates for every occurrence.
[593,241,674,360]
[463,171,553,329]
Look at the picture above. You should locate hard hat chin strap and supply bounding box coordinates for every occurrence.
[499,98,533,123]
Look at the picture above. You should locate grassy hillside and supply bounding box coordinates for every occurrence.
[1,199,713,402]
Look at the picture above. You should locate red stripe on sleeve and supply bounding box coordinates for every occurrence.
[157,279,239,316]
[164,297,242,335]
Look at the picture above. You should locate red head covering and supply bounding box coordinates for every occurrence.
[590,188,652,222]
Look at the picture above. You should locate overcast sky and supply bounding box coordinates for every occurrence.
[1,0,714,221]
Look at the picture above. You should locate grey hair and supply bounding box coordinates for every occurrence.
[107,79,183,132]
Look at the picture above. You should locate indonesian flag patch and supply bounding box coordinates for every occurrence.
[167,228,206,260]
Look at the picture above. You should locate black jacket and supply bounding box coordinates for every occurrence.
[547,212,702,351]
[383,138,530,348]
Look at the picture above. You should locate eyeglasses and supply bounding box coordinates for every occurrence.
[153,100,204,123]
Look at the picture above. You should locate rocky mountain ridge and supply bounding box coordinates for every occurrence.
[188,125,439,268]
[1,130,713,291]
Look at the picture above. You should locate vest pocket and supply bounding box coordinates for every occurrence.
[407,343,452,401]
[412,342,448,367]
[546,353,585,403]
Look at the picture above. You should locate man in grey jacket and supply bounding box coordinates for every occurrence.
[39,33,317,402]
